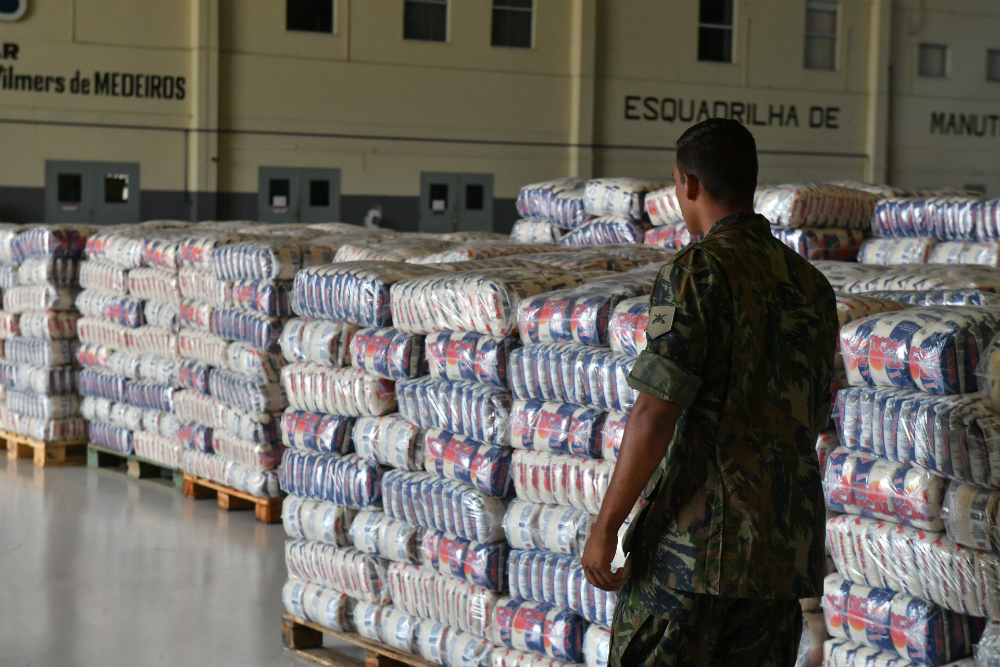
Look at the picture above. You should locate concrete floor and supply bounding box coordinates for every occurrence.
[0,457,363,667]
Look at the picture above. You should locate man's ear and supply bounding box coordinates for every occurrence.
[682,173,700,202]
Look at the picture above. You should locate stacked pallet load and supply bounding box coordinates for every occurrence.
[510,178,586,244]
[76,223,193,473]
[818,305,1000,663]
[858,196,1000,268]
[0,225,91,463]
[643,185,693,250]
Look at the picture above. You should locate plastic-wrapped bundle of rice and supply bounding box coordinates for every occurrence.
[583,178,668,221]
[334,238,459,263]
[516,178,588,230]
[644,222,696,249]
[509,219,564,244]
[413,242,554,264]
[862,290,1000,307]
[643,185,684,227]
[753,183,878,229]
[773,227,865,261]
[857,238,938,265]
[558,217,649,246]
[518,251,636,280]
[840,264,1000,294]
[873,196,981,241]
[927,241,1000,267]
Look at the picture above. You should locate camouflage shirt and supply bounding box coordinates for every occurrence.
[623,212,837,611]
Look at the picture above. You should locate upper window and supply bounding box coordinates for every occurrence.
[988,49,1000,82]
[404,0,447,42]
[918,43,948,78]
[492,0,533,49]
[804,1,837,70]
[698,0,734,63]
[286,0,333,33]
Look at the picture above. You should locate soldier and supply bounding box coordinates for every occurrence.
[581,118,838,666]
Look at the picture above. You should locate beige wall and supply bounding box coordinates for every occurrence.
[0,0,998,215]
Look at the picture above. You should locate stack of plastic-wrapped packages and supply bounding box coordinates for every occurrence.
[858,196,1000,268]
[76,223,196,467]
[817,303,1000,664]
[643,185,694,251]
[811,260,1000,308]
[0,224,91,443]
[512,178,665,247]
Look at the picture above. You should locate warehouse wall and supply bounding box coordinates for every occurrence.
[0,0,998,226]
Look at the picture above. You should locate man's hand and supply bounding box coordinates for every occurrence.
[580,392,682,591]
[581,522,627,591]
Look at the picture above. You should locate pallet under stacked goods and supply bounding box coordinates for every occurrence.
[817,304,1000,664]
[1,224,91,466]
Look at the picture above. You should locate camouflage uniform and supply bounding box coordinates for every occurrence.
[612,213,838,667]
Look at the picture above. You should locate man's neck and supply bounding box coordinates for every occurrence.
[692,204,755,237]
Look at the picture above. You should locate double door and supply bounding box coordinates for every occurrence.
[258,167,341,224]
[419,173,494,234]
[45,161,140,224]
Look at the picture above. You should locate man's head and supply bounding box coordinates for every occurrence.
[673,118,758,235]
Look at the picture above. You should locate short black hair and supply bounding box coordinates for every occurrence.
[675,118,758,207]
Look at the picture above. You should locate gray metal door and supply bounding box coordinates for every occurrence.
[45,161,140,225]
[419,172,494,233]
[258,167,341,224]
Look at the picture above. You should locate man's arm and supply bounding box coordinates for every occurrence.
[580,392,683,591]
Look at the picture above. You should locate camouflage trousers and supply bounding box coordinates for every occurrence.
[610,584,802,667]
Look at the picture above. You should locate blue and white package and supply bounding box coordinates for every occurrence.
[89,421,133,454]
[423,428,513,498]
[396,377,511,447]
[425,330,517,390]
[281,410,354,455]
[281,495,355,546]
[492,598,585,662]
[350,327,426,380]
[559,217,648,246]
[279,317,358,367]
[419,530,508,592]
[502,499,590,556]
[281,580,352,632]
[279,450,384,509]
[507,550,617,627]
[873,197,979,241]
[583,625,610,667]
[509,344,637,412]
[211,307,284,349]
[509,399,606,458]
[284,539,390,605]
[231,279,293,317]
[352,414,424,470]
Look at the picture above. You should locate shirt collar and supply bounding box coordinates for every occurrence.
[706,212,769,238]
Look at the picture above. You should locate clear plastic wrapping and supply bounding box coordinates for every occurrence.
[644,185,684,227]
[335,238,460,263]
[493,598,585,663]
[772,226,864,261]
[281,410,354,455]
[181,449,282,497]
[179,330,229,367]
[0,263,18,289]
[178,422,214,454]
[0,405,86,442]
[353,414,423,469]
[282,495,356,546]
[210,307,284,349]
[174,389,220,427]
[389,267,583,337]
[176,359,211,393]
[279,317,358,367]
[643,222,695,250]
[509,219,565,244]
[279,450,384,509]
[823,446,946,530]
[841,264,1000,294]
[511,451,612,514]
[281,362,395,417]
[177,232,254,273]
[210,368,287,413]
[12,224,90,263]
[386,561,500,639]
[518,251,636,280]
[509,400,607,458]
[6,338,74,367]
[128,267,181,301]
[835,294,912,330]
[977,332,1000,413]
[124,380,174,412]
[822,573,972,666]
[517,178,587,229]
[583,626,610,667]
[558,217,648,246]
[507,550,617,627]
[420,531,509,592]
[210,240,336,281]
[583,178,666,221]
[381,469,507,543]
[839,307,1000,395]
[350,510,422,564]
[85,228,144,269]
[284,539,390,605]
[414,243,554,265]
[214,403,281,444]
[423,428,513,497]
[134,431,183,468]
[864,289,1000,307]
[928,241,1000,267]
[607,297,648,357]
[517,277,653,348]
[396,377,511,447]
[231,278,293,317]
[503,500,590,557]
[0,311,18,339]
[600,411,627,462]
[212,428,283,470]
[509,344,637,412]
[178,298,213,331]
[18,257,80,287]
[6,389,80,419]
[292,262,444,327]
[76,290,143,328]
[226,341,284,383]
[178,267,233,307]
[975,621,1000,667]
[4,285,78,313]
[144,298,180,332]
[941,481,1000,553]
[425,331,517,389]
[872,197,981,241]
[0,362,78,394]
[88,421,133,453]
[857,238,937,265]
[350,327,427,380]
[754,184,878,229]
[281,579,353,632]
[127,325,179,358]
[491,648,579,667]
[79,369,127,402]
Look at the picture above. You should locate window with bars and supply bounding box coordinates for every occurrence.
[804,1,837,70]
[918,43,948,78]
[492,0,533,48]
[404,0,447,42]
[286,0,333,33]
[698,0,734,62]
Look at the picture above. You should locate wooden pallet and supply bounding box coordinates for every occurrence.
[87,444,184,490]
[1,429,87,467]
[283,613,437,667]
[182,473,283,523]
